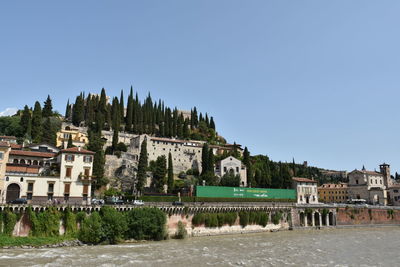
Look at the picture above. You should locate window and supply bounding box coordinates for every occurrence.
[27,193,32,200]
[47,194,53,200]
[27,182,34,192]
[20,177,23,182]
[5,176,9,181]
[356,180,359,185]
[380,180,382,184]
[84,156,92,163]
[48,183,54,193]
[0,152,3,160]
[224,167,227,172]
[66,167,72,178]
[236,167,239,172]
[65,155,75,162]
[83,185,89,195]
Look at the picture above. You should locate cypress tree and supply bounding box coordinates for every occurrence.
[20,105,32,138]
[42,117,56,146]
[42,95,53,118]
[201,143,209,175]
[119,90,124,124]
[208,149,215,174]
[167,153,174,193]
[153,155,167,193]
[65,99,71,119]
[136,139,148,195]
[183,119,190,139]
[88,130,107,188]
[31,101,43,143]
[125,87,133,132]
[210,117,215,130]
[67,134,74,148]
[72,95,84,127]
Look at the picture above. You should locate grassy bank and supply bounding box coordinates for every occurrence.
[0,236,75,248]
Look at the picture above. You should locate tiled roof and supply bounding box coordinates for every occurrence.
[10,143,22,150]
[61,147,95,155]
[0,136,16,140]
[350,169,383,176]
[0,141,10,148]
[6,164,40,174]
[9,150,56,158]
[292,177,317,183]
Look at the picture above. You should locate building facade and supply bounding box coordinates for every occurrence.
[2,144,94,205]
[347,165,388,205]
[56,124,89,148]
[318,183,348,203]
[130,135,204,174]
[215,156,247,187]
[292,177,319,204]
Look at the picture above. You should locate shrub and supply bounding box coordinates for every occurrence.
[2,209,17,236]
[224,212,237,226]
[63,208,77,236]
[100,206,128,244]
[28,207,61,237]
[174,221,187,239]
[258,212,269,227]
[78,212,103,244]
[239,212,249,228]
[116,142,127,152]
[272,212,282,225]
[192,213,205,226]
[76,211,87,224]
[125,208,166,241]
[204,213,218,228]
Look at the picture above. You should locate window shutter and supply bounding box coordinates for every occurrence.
[64,183,71,194]
[65,155,68,161]
[72,155,75,161]
[83,185,88,195]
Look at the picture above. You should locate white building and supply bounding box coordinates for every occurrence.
[215,156,247,187]
[347,165,388,205]
[130,135,204,174]
[292,177,319,204]
[2,145,94,205]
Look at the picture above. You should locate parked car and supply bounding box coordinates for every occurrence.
[172,201,184,206]
[105,196,124,205]
[91,198,105,205]
[133,200,144,206]
[8,198,27,204]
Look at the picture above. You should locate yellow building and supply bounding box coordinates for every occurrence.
[318,183,349,203]
[56,126,89,148]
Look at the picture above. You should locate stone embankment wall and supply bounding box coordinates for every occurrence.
[336,207,400,226]
[166,211,290,237]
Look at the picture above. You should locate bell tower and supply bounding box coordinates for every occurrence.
[380,163,392,188]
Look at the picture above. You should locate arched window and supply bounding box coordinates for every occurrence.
[20,159,26,165]
[13,159,18,164]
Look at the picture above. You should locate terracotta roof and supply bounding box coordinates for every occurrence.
[0,141,10,148]
[6,164,39,174]
[61,147,95,155]
[10,143,22,150]
[292,177,317,183]
[0,136,16,140]
[9,150,56,158]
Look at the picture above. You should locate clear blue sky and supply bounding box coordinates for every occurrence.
[1,1,400,173]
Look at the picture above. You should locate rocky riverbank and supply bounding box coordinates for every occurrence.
[1,239,84,249]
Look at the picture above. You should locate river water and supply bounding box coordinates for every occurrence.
[0,227,399,267]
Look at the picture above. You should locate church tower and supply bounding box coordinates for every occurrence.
[380,163,392,188]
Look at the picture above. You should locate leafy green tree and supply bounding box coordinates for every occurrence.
[42,95,53,118]
[125,208,166,241]
[78,212,103,244]
[220,172,241,187]
[31,101,43,143]
[153,155,167,193]
[136,139,148,195]
[167,152,174,193]
[100,206,128,244]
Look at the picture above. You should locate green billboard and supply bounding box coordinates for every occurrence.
[196,186,296,200]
